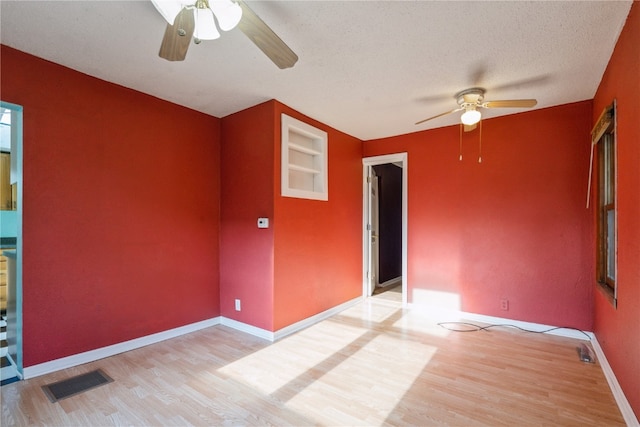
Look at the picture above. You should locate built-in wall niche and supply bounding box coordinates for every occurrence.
[281,114,328,201]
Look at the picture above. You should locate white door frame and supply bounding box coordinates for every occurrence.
[1,101,23,378]
[362,153,408,306]
[369,172,379,295]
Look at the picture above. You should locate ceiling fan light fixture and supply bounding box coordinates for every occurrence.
[210,0,243,31]
[461,108,481,126]
[194,6,220,40]
[155,0,297,67]
[151,0,184,25]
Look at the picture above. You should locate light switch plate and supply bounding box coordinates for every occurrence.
[257,218,269,228]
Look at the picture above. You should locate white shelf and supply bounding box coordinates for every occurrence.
[288,142,322,156]
[288,163,321,174]
[281,114,328,201]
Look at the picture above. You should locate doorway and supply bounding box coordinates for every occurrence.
[0,101,23,383]
[362,153,407,305]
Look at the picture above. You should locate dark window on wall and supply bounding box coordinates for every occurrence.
[594,103,616,307]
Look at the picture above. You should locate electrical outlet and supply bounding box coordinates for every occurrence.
[235,299,241,311]
[500,298,509,311]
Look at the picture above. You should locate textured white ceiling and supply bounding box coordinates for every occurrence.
[0,1,632,140]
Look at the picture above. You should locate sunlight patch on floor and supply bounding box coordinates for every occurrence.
[338,299,403,323]
[284,333,437,425]
[392,309,452,338]
[217,321,367,395]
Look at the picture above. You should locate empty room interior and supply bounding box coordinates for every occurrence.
[0,1,638,425]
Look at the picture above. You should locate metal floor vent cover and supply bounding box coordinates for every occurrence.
[42,369,113,403]
[577,343,595,364]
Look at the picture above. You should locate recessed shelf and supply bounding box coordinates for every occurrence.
[281,114,328,201]
[288,163,321,174]
[288,142,323,156]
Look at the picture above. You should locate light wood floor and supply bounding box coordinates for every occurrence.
[1,298,625,426]
[372,283,403,303]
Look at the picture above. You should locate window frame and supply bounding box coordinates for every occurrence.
[593,102,617,307]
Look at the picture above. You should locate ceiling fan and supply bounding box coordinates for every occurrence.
[151,0,298,69]
[415,87,537,131]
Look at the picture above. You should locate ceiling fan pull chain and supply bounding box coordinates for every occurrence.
[459,123,463,161]
[478,120,483,163]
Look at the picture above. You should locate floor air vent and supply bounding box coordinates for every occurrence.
[42,369,113,402]
[577,343,595,363]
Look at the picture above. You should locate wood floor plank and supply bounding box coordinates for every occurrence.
[1,298,626,426]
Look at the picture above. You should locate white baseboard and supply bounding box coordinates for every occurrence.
[274,297,362,341]
[220,297,362,342]
[590,336,639,426]
[23,317,221,379]
[21,297,363,379]
[456,311,593,341]
[220,317,274,341]
[407,303,593,341]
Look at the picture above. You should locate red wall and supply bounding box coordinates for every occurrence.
[1,46,222,367]
[4,7,636,411]
[592,2,640,417]
[219,101,276,330]
[364,102,594,330]
[273,102,363,330]
[220,101,363,332]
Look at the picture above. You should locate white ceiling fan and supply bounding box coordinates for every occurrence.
[151,0,298,69]
[415,87,537,131]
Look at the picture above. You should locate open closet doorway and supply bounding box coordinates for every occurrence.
[362,153,407,306]
[0,101,23,383]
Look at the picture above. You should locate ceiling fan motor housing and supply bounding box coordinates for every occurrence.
[456,87,486,107]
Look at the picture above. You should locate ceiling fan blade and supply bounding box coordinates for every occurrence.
[159,7,195,61]
[415,108,462,125]
[483,99,537,108]
[237,0,298,69]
